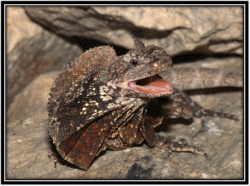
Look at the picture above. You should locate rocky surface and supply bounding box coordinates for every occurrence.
[24,6,243,56]
[6,6,244,180]
[6,57,243,179]
[6,7,83,108]
[6,7,43,54]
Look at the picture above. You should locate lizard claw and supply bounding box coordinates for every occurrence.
[155,136,206,158]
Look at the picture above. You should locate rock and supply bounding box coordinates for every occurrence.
[6,7,43,54]
[24,6,243,56]
[6,29,83,108]
[6,57,243,179]
[6,7,83,108]
[7,71,61,125]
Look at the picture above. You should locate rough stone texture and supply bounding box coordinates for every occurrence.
[7,29,83,108]
[6,57,243,179]
[24,6,243,56]
[6,7,43,54]
[7,71,61,124]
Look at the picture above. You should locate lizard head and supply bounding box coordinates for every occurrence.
[108,38,173,99]
[48,38,174,170]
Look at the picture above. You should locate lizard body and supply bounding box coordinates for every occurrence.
[48,38,242,170]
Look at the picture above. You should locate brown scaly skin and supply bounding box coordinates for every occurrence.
[48,38,242,170]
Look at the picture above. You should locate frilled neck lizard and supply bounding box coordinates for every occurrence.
[48,38,242,170]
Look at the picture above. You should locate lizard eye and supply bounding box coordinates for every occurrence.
[130,59,138,66]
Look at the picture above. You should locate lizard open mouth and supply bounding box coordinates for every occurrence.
[128,74,173,96]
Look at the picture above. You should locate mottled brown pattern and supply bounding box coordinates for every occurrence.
[164,68,242,90]
[48,38,242,170]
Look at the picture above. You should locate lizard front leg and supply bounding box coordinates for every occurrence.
[155,134,206,156]
[153,88,238,156]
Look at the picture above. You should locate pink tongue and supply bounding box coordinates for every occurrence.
[129,77,173,95]
[146,79,172,91]
[128,75,173,95]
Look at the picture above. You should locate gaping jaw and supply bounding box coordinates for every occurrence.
[112,39,174,98]
[115,70,173,99]
[128,74,173,96]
